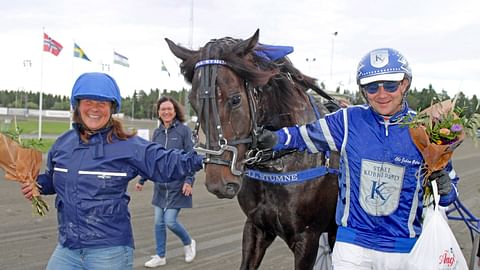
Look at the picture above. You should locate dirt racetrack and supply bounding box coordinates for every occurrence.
[0,139,479,269]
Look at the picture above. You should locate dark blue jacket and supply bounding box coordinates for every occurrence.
[37,125,203,249]
[139,120,195,208]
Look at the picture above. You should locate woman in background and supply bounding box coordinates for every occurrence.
[136,96,196,268]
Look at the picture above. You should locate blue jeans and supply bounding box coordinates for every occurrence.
[154,207,192,257]
[46,244,133,270]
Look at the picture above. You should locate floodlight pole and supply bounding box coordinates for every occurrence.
[306,57,316,75]
[23,60,31,112]
[330,31,338,82]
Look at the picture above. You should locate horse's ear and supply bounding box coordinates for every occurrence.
[165,38,197,61]
[234,29,260,56]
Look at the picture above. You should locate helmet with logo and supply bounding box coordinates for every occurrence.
[71,72,122,113]
[356,48,412,88]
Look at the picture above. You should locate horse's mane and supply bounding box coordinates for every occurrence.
[181,37,324,129]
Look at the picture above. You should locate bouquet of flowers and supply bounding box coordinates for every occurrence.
[0,127,49,216]
[405,98,480,200]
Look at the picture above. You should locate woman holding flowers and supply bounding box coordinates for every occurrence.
[20,72,204,270]
[256,48,459,269]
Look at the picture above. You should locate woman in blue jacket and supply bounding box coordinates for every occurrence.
[136,96,196,267]
[21,73,203,270]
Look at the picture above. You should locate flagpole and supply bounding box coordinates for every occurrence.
[188,0,194,49]
[71,40,75,83]
[70,40,75,130]
[39,28,45,139]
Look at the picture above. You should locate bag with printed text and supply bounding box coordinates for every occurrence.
[404,181,468,270]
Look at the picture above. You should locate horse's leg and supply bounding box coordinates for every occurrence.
[289,231,322,270]
[327,224,337,252]
[239,219,275,270]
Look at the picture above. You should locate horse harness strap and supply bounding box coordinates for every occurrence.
[245,166,339,184]
[308,93,322,120]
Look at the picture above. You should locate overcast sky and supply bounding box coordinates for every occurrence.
[1,0,479,99]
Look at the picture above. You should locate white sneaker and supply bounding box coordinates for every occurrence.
[144,255,166,268]
[184,239,196,263]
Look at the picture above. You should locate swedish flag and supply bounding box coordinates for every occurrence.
[74,43,91,61]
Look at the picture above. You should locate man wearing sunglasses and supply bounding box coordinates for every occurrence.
[257,48,458,269]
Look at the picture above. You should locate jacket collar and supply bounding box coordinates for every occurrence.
[159,119,180,131]
[72,122,113,159]
[370,101,412,124]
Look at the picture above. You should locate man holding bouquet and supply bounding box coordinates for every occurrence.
[257,48,459,269]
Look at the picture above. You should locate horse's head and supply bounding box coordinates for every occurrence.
[166,30,332,199]
[166,30,279,198]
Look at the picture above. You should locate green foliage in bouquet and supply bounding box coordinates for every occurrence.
[0,122,49,216]
[405,106,480,146]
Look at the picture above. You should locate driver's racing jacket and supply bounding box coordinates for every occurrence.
[272,103,458,253]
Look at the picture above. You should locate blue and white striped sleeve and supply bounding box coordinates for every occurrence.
[272,109,345,153]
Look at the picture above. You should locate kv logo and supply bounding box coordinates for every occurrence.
[370,181,391,203]
[375,55,385,63]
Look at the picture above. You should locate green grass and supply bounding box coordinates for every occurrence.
[3,119,70,135]
[0,119,69,153]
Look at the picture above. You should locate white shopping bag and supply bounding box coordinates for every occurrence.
[405,181,468,270]
[313,233,332,270]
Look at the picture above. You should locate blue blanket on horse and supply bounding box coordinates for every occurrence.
[255,44,294,61]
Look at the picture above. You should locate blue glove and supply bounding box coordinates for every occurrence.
[428,170,452,195]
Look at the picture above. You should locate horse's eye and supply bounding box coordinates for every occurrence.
[230,95,242,108]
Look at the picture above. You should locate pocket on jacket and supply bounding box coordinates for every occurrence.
[77,170,128,196]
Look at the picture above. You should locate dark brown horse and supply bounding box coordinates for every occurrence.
[166,30,339,270]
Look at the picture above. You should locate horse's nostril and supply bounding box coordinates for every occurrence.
[225,183,240,197]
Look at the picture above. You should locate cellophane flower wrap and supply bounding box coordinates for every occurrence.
[406,99,480,200]
[0,131,49,216]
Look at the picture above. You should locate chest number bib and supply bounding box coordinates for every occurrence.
[360,160,405,216]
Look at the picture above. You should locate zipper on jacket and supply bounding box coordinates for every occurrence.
[164,127,169,207]
[382,117,391,137]
[164,128,169,148]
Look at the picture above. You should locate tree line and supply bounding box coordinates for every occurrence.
[0,88,190,120]
[1,84,479,119]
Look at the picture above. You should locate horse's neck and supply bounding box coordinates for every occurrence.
[257,93,317,129]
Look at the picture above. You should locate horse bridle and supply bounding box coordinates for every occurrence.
[192,59,260,176]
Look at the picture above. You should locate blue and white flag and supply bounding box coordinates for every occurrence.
[161,60,170,77]
[113,51,129,67]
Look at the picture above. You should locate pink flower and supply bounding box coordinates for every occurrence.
[439,128,451,136]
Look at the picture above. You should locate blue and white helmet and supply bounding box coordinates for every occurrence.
[71,72,122,113]
[356,48,412,86]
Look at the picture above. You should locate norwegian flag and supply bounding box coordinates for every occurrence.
[43,33,63,56]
